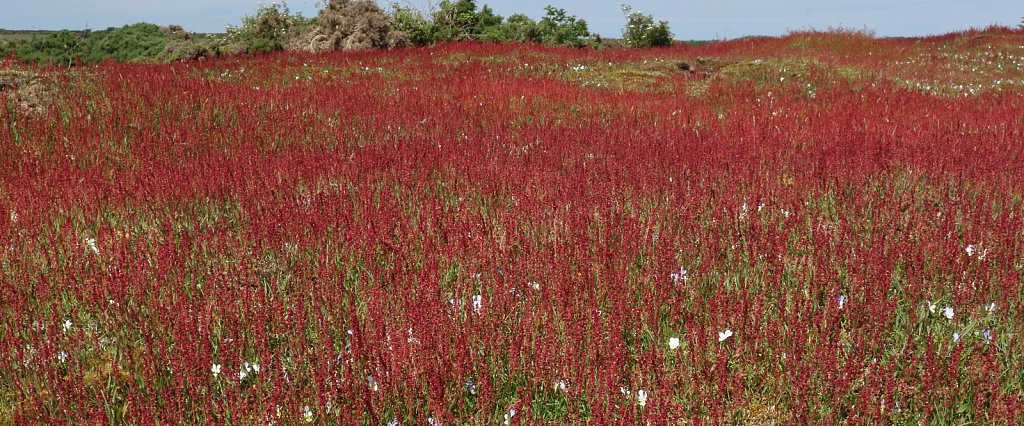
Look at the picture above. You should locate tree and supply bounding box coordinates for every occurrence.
[537,6,590,48]
[621,4,673,48]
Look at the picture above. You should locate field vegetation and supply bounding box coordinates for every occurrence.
[2,4,1024,425]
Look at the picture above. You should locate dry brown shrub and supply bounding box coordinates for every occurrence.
[314,0,408,51]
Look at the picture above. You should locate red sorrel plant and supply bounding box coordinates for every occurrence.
[2,29,1024,423]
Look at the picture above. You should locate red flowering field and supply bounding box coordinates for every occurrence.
[3,28,1024,424]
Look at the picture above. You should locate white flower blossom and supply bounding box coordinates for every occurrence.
[302,405,313,423]
[62,319,72,333]
[554,379,568,392]
[668,337,680,350]
[472,294,483,313]
[503,408,517,425]
[718,329,734,342]
[670,267,689,284]
[636,389,648,407]
[943,306,954,320]
[84,237,99,254]
[211,363,222,378]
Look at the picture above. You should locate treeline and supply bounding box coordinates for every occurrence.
[1,0,675,65]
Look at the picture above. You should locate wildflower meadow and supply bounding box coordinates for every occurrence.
[3,28,1024,423]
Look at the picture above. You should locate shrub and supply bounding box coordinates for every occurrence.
[2,24,171,65]
[621,4,673,48]
[390,4,435,45]
[429,0,482,41]
[537,6,591,48]
[158,39,218,62]
[83,23,170,62]
[504,14,542,43]
[226,2,311,53]
[316,0,408,51]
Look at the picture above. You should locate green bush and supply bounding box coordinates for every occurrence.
[390,2,588,47]
[226,2,311,53]
[503,14,542,43]
[83,23,169,62]
[537,6,591,48]
[621,4,673,48]
[390,4,436,45]
[1,24,172,65]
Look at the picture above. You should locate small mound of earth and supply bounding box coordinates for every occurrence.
[0,69,56,113]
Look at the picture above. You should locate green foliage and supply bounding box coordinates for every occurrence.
[83,23,170,62]
[390,2,589,47]
[390,4,436,45]
[504,14,542,43]
[621,4,673,48]
[537,6,591,48]
[429,0,480,41]
[1,24,171,65]
[226,2,311,53]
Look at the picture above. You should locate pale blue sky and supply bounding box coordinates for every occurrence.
[0,0,1020,40]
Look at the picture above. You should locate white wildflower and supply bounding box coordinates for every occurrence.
[554,379,568,392]
[953,332,960,343]
[84,237,99,254]
[718,329,734,342]
[57,351,68,363]
[211,363,222,378]
[503,408,517,425]
[302,405,313,423]
[668,337,680,350]
[636,389,648,407]
[986,302,996,313]
[670,267,689,284]
[472,294,483,313]
[62,319,72,333]
[943,306,954,320]
[838,294,846,309]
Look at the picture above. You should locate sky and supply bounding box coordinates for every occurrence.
[0,0,1020,40]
